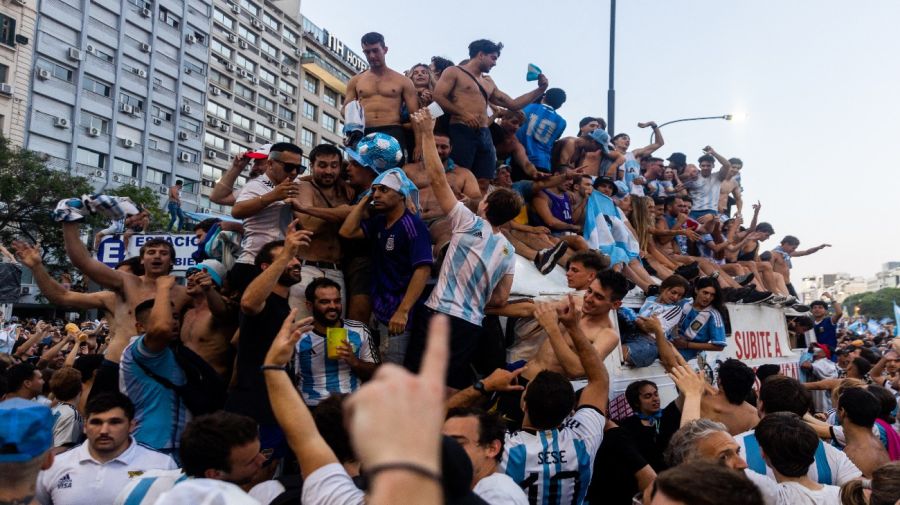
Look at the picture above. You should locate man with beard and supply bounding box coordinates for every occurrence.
[345,32,419,152]
[227,225,312,465]
[340,168,433,365]
[290,144,354,318]
[434,39,548,187]
[404,131,482,221]
[36,393,176,505]
[180,260,239,378]
[294,278,376,406]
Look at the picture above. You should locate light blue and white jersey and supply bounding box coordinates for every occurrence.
[119,335,191,451]
[619,152,644,195]
[736,429,862,486]
[113,469,187,505]
[293,320,375,406]
[678,305,727,360]
[501,407,606,505]
[638,296,687,339]
[426,202,516,326]
[683,173,723,212]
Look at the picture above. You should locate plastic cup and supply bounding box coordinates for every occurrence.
[326,327,348,360]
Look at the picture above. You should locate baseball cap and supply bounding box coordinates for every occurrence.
[587,129,610,154]
[0,398,54,462]
[667,152,687,167]
[244,143,273,160]
[345,133,403,175]
[593,176,618,196]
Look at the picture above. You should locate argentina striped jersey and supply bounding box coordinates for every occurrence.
[293,320,375,406]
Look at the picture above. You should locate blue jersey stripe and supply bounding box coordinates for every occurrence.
[574,438,592,505]
[460,233,501,322]
[505,444,528,485]
[551,429,562,505]
[540,432,551,505]
[123,476,157,505]
[297,336,318,402]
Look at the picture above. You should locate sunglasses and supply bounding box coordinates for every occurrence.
[276,160,304,174]
[185,267,204,277]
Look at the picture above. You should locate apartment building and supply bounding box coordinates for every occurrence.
[0,0,36,145]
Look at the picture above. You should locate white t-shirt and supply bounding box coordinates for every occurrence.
[774,481,841,505]
[474,472,529,505]
[735,429,861,485]
[300,463,364,505]
[235,174,293,263]
[684,173,724,212]
[51,402,83,448]
[36,438,177,505]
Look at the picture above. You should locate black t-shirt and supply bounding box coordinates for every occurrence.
[588,426,649,505]
[618,415,667,472]
[225,292,291,425]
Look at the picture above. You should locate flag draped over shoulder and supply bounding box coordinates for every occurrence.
[894,301,900,336]
[582,192,640,266]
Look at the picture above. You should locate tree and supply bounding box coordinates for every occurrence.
[843,288,900,320]
[0,136,94,273]
[106,185,166,232]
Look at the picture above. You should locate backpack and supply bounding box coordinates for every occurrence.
[135,341,227,416]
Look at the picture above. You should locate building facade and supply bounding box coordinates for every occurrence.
[24,0,212,210]
[0,0,36,145]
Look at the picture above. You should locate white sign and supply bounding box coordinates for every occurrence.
[96,234,199,272]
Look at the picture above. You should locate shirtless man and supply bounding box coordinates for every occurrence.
[403,131,481,221]
[490,109,540,181]
[289,144,354,317]
[345,32,419,154]
[553,128,624,177]
[718,159,743,217]
[180,263,239,378]
[433,38,548,187]
[770,235,831,298]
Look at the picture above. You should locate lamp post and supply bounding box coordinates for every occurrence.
[607,0,616,135]
[649,114,733,142]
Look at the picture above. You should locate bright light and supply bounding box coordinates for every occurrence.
[729,111,749,122]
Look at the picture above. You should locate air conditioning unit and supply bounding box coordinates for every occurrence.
[280,65,289,74]
[282,94,291,103]
[94,169,104,177]
[37,68,51,80]
[219,124,229,132]
[182,104,192,114]
[131,67,146,77]
[20,286,30,295]
[113,174,121,182]
[207,150,217,159]
[225,63,235,72]
[53,117,69,128]
[184,67,192,74]
[228,33,237,43]
[251,19,262,29]
[120,103,134,114]
[238,69,247,78]
[268,115,276,124]
[87,127,100,137]
[210,87,221,96]
[180,152,191,162]
[294,48,301,56]
[130,179,138,186]
[140,7,151,17]
[159,186,168,194]
[247,134,255,142]
[230,4,239,13]
[139,42,151,53]
[121,138,135,148]
[152,117,161,125]
[68,48,82,61]
[185,34,197,44]
[209,117,220,127]
[263,55,273,63]
[0,83,12,95]
[248,76,257,84]
[278,120,287,128]
[85,44,96,55]
[11,0,26,5]
[238,40,247,49]
[178,131,188,140]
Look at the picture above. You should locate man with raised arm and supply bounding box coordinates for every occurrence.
[405,108,521,391]
[344,32,420,153]
[433,39,548,186]
[680,146,734,224]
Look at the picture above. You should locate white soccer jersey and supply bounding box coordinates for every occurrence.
[735,429,862,486]
[293,320,375,406]
[684,173,723,212]
[500,407,606,505]
[426,202,516,326]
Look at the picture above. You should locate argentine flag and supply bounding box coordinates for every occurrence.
[894,301,900,336]
[582,191,640,266]
[868,319,883,335]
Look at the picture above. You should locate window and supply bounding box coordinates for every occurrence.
[211,39,232,58]
[146,168,168,185]
[235,53,255,72]
[158,7,180,28]
[282,27,297,45]
[213,8,234,30]
[82,76,111,97]
[207,101,230,120]
[36,59,73,83]
[303,101,316,121]
[179,151,199,163]
[240,0,259,16]
[181,117,202,134]
[0,64,7,84]
[278,80,295,96]
[262,12,279,30]
[323,87,338,107]
[303,74,318,94]
[151,105,172,122]
[259,68,276,85]
[184,61,206,75]
[278,106,295,122]
[113,159,139,177]
[257,95,274,112]
[119,92,144,112]
[76,147,106,168]
[230,142,248,157]
[234,83,254,101]
[203,163,224,180]
[238,25,258,45]
[91,46,114,63]
[79,112,109,134]
[276,132,292,143]
[260,39,278,59]
[255,123,273,140]
[210,69,232,88]
[0,14,15,46]
[205,132,227,150]
[322,114,336,133]
[232,111,252,130]
[300,128,314,148]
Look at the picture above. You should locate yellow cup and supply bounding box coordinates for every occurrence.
[326,327,348,360]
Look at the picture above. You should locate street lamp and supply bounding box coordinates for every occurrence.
[607,0,617,135]
[649,114,733,142]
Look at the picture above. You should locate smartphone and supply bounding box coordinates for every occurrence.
[426,101,444,119]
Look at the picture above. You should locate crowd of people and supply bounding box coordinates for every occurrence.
[2,32,897,505]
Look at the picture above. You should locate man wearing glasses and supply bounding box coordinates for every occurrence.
[230,143,305,292]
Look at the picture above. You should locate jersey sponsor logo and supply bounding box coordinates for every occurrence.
[385,235,395,251]
[57,473,72,489]
[472,230,483,239]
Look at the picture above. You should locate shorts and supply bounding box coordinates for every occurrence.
[364,124,408,158]
[343,256,371,298]
[405,308,482,390]
[227,262,260,294]
[624,335,659,368]
[98,221,125,236]
[448,123,497,180]
[689,209,718,220]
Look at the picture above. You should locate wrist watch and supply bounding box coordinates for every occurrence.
[473,380,489,396]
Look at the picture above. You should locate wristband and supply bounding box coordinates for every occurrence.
[473,379,489,396]
[366,462,441,483]
[260,364,287,372]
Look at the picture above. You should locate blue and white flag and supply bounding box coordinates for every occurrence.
[868,320,883,335]
[894,301,900,336]
[848,321,865,335]
[582,191,640,266]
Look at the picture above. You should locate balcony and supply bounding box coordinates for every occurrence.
[300,52,350,94]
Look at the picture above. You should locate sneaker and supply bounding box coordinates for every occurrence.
[742,291,776,304]
[534,241,568,275]
[734,272,755,286]
[675,263,700,281]
[791,304,811,313]
[645,284,660,297]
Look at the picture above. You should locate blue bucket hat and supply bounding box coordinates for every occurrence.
[588,129,611,154]
[0,398,54,462]
[372,168,420,212]
[345,133,403,175]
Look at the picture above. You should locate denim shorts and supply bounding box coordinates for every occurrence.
[448,123,497,180]
[689,209,718,220]
[624,335,659,367]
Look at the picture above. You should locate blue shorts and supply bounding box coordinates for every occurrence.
[624,335,659,367]
[448,123,497,180]
[689,209,718,220]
